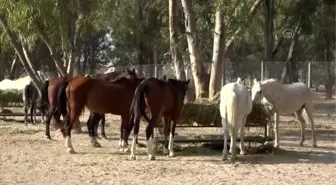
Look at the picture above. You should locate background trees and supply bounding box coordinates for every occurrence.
[0,0,334,98]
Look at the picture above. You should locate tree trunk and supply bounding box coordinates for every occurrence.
[222,0,263,84]
[169,0,186,81]
[181,0,208,98]
[0,15,42,95]
[324,62,333,99]
[8,57,21,80]
[263,0,275,78]
[280,15,303,83]
[209,9,225,98]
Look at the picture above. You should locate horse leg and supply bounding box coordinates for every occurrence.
[88,114,101,148]
[120,116,130,152]
[163,116,171,155]
[222,118,229,161]
[24,104,28,126]
[230,127,237,161]
[239,116,247,155]
[101,115,107,140]
[294,108,306,147]
[64,109,80,154]
[45,106,57,139]
[273,112,280,149]
[168,118,178,157]
[145,116,157,160]
[130,115,141,160]
[32,103,37,124]
[304,104,317,148]
[91,114,101,140]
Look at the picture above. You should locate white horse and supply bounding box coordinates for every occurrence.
[251,78,317,149]
[220,78,253,161]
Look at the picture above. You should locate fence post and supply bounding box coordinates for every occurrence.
[307,62,311,88]
[261,61,264,80]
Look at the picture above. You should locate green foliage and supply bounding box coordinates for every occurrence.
[0,89,22,106]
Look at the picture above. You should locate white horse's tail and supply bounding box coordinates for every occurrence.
[226,92,238,128]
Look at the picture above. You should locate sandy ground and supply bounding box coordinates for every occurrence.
[0,91,335,185]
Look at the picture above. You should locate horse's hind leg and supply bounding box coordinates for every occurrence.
[294,108,305,146]
[130,115,141,160]
[31,103,36,124]
[45,106,57,139]
[239,116,247,155]
[163,116,171,155]
[145,116,158,160]
[100,115,107,140]
[64,109,80,154]
[24,104,28,126]
[304,104,317,148]
[88,113,101,148]
[222,118,229,161]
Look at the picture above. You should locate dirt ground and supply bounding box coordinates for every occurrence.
[0,90,335,185]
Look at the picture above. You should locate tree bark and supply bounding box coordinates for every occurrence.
[181,0,208,98]
[222,0,263,84]
[34,19,68,77]
[8,57,20,80]
[263,0,275,78]
[209,9,225,98]
[169,0,186,80]
[280,15,303,83]
[0,15,42,95]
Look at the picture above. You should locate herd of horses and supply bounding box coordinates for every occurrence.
[21,68,317,161]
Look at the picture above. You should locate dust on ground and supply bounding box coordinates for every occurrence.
[0,90,335,185]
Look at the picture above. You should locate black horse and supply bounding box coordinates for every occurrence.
[23,81,47,125]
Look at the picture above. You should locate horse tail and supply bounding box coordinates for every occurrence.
[40,80,49,106]
[226,92,238,129]
[57,80,70,117]
[130,82,150,122]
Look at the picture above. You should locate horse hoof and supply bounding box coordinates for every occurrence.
[240,151,247,155]
[123,148,130,153]
[92,142,101,148]
[273,143,279,149]
[163,148,169,155]
[222,155,228,161]
[148,155,156,161]
[129,155,136,160]
[168,152,175,157]
[67,148,75,154]
[46,136,52,140]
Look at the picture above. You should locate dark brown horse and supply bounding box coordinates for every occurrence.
[38,68,137,140]
[127,77,190,160]
[57,76,144,153]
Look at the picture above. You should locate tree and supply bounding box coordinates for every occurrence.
[169,0,186,80]
[181,0,208,98]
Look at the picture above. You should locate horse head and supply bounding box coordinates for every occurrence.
[167,78,190,104]
[126,68,138,80]
[251,78,263,103]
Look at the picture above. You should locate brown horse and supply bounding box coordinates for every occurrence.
[38,68,137,140]
[57,76,144,153]
[86,68,137,140]
[127,77,190,160]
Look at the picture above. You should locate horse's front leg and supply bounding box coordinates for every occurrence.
[295,109,306,147]
[31,103,37,124]
[100,115,107,140]
[273,112,280,148]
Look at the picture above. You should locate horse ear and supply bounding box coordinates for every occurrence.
[185,79,190,85]
[236,77,242,84]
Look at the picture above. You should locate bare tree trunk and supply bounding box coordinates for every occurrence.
[0,15,42,95]
[280,15,303,83]
[209,9,225,98]
[222,0,263,84]
[263,0,275,78]
[169,0,186,80]
[8,57,20,80]
[181,0,208,98]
